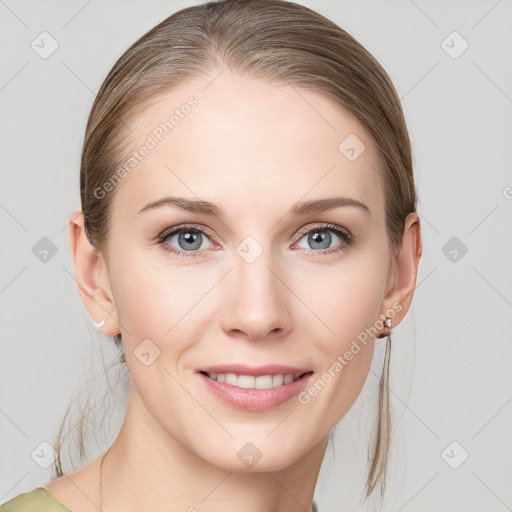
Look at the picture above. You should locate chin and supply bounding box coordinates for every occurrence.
[196,437,311,474]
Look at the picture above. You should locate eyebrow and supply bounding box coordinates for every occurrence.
[137,196,371,217]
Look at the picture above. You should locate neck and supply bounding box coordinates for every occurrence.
[101,387,326,512]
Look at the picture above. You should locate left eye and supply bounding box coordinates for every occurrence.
[294,225,351,252]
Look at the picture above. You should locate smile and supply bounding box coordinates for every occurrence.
[197,370,314,412]
[201,371,309,389]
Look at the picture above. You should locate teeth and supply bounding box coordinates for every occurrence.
[206,372,297,389]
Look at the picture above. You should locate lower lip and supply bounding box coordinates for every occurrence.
[198,372,313,412]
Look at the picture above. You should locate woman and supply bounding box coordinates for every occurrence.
[0,0,422,510]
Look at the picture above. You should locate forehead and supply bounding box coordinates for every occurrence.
[110,71,385,221]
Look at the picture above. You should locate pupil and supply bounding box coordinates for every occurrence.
[310,230,330,249]
[180,231,201,250]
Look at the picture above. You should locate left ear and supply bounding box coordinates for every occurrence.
[378,212,423,334]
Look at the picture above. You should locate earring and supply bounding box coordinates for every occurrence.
[94,319,106,329]
[377,317,392,339]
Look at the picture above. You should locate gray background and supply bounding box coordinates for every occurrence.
[1,0,511,511]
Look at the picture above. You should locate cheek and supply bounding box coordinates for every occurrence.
[293,253,389,349]
[291,251,388,413]
[108,246,216,355]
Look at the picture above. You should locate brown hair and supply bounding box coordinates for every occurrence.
[55,0,417,501]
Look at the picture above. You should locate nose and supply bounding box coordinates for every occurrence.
[220,244,293,342]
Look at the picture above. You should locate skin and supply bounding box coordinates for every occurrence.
[46,70,422,512]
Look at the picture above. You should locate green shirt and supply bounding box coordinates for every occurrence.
[0,487,72,511]
[0,487,319,511]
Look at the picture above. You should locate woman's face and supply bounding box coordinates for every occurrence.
[101,70,396,471]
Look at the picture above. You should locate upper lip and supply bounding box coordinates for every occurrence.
[198,364,312,381]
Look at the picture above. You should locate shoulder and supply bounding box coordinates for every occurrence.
[3,454,103,512]
[0,487,73,511]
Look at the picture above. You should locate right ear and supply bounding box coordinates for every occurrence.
[67,211,120,337]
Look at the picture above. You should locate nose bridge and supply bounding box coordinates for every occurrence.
[222,235,291,339]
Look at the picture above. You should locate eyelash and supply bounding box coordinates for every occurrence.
[156,223,356,259]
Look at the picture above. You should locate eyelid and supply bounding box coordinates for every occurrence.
[294,222,353,242]
[157,223,214,242]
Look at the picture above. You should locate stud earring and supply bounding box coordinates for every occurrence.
[377,317,392,339]
[94,319,106,329]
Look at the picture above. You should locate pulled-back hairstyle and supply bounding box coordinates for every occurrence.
[55,0,417,502]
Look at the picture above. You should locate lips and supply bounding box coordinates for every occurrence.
[197,369,314,411]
